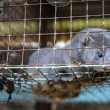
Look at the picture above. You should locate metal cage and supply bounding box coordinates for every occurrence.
[0,0,110,104]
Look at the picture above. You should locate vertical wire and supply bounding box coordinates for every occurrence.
[85,1,90,77]
[6,0,13,65]
[102,0,105,64]
[69,0,72,65]
[37,0,42,65]
[21,2,27,65]
[52,4,57,64]
[102,0,108,84]
[86,1,88,64]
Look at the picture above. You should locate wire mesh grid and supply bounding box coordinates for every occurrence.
[0,0,110,103]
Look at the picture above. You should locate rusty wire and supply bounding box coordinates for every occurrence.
[0,0,110,102]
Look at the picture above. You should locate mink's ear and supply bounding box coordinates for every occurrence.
[82,37,94,46]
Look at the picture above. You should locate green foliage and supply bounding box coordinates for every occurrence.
[51,17,110,32]
[0,18,110,35]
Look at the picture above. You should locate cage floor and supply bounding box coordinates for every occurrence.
[0,79,110,103]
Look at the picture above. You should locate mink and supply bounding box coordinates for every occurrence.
[27,28,110,82]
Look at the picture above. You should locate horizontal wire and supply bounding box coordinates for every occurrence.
[1,14,110,23]
[0,0,103,8]
[0,64,110,69]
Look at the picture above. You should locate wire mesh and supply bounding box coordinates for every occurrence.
[0,0,110,103]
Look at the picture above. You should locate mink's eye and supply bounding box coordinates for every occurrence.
[98,53,103,58]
